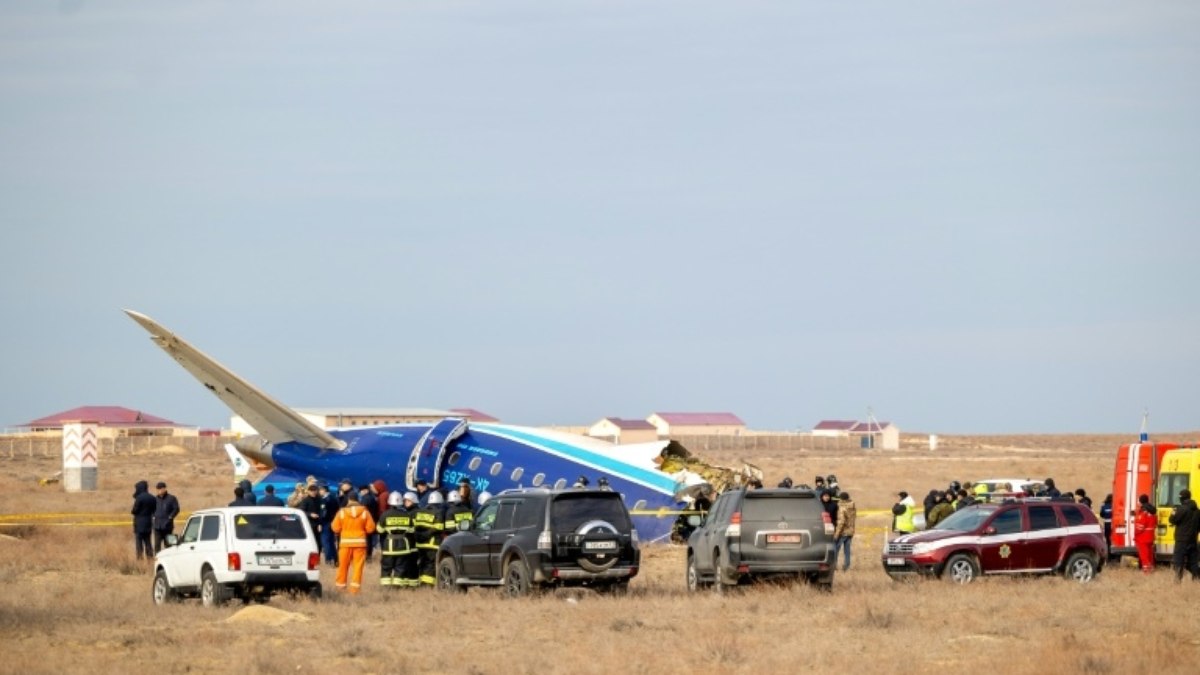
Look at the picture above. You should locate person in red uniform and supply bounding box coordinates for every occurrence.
[1134,498,1157,574]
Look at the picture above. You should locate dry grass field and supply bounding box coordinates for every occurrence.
[2,433,1198,674]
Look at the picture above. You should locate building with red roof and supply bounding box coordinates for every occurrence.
[588,417,659,444]
[646,412,745,437]
[21,406,192,437]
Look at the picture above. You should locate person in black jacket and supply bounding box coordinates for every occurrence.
[238,479,257,505]
[130,480,156,560]
[152,481,180,553]
[258,484,285,507]
[1168,489,1200,582]
[229,486,254,507]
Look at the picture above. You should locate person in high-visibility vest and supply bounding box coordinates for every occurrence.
[973,481,990,504]
[892,491,916,534]
[331,492,376,594]
[377,491,418,588]
[413,491,445,586]
[444,490,474,537]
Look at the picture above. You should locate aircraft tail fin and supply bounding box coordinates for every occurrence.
[224,443,252,480]
[124,310,346,451]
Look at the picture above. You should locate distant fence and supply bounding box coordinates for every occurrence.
[1,435,237,459]
[673,434,868,453]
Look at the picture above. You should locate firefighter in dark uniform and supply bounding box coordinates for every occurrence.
[444,490,474,537]
[413,490,445,586]
[377,491,418,588]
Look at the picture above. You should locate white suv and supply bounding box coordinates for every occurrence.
[152,506,322,606]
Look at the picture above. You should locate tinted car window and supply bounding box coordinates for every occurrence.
[200,515,221,541]
[550,494,632,533]
[742,494,820,521]
[514,500,541,529]
[494,501,518,530]
[475,502,500,531]
[233,512,308,540]
[933,507,996,531]
[180,517,202,544]
[1029,505,1059,531]
[1060,505,1085,526]
[990,509,1023,535]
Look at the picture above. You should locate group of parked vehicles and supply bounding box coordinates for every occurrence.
[150,440,1200,605]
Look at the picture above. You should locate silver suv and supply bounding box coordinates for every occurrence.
[686,488,836,591]
[152,506,322,606]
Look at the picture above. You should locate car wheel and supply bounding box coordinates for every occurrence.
[307,584,323,601]
[200,570,231,607]
[943,554,980,584]
[504,557,532,599]
[597,581,629,596]
[437,556,467,594]
[575,520,621,574]
[812,571,834,593]
[686,552,710,592]
[1064,552,1097,583]
[152,569,179,605]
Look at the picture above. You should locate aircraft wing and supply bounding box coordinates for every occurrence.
[124,310,346,451]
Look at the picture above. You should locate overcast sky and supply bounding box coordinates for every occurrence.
[1,1,1197,434]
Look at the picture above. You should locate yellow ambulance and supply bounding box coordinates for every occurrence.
[1155,447,1200,558]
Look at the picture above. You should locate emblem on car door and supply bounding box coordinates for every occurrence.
[999,544,1011,559]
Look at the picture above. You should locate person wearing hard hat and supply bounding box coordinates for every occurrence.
[444,490,474,537]
[330,491,376,594]
[413,490,445,586]
[378,492,418,589]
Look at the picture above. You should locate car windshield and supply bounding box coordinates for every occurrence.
[932,506,997,531]
[233,512,308,540]
[551,493,631,533]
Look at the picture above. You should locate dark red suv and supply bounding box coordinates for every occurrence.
[882,499,1106,584]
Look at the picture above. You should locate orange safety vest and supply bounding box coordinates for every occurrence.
[331,503,376,547]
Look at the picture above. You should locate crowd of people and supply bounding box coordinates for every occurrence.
[131,467,1200,589]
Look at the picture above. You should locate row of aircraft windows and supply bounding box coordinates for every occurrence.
[443,451,591,492]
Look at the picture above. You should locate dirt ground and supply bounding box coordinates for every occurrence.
[1,432,1198,674]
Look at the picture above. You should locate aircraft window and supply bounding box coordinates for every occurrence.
[447,451,461,466]
[468,457,482,471]
[531,473,545,487]
[633,500,647,511]
[553,478,567,490]
[490,462,502,476]
[511,467,524,481]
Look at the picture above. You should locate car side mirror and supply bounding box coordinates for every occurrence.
[983,527,996,536]
[686,515,703,527]
[165,534,178,547]
[458,520,472,532]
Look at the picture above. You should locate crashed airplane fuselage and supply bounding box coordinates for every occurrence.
[125,310,756,542]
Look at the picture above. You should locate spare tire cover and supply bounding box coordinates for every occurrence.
[575,520,621,572]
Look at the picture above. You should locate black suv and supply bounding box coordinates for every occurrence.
[687,488,836,591]
[436,488,640,597]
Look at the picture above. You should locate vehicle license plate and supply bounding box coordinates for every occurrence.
[886,557,905,566]
[584,541,617,551]
[767,534,802,544]
[258,555,291,566]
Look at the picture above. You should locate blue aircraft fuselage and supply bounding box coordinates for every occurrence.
[256,422,684,542]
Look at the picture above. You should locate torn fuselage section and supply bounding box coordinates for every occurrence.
[655,440,763,543]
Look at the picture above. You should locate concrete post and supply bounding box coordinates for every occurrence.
[63,422,99,491]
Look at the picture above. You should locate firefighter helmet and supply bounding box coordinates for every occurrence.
[427,491,444,505]
[388,492,402,507]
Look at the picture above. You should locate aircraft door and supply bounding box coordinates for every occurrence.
[406,418,469,490]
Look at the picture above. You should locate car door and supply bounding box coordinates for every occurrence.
[460,502,499,578]
[485,499,520,577]
[167,515,205,587]
[696,493,733,571]
[1023,504,1063,570]
[978,507,1024,573]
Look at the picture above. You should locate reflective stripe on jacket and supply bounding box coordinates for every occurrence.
[331,503,376,547]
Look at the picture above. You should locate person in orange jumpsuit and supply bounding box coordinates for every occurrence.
[331,491,376,593]
[1134,500,1157,574]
